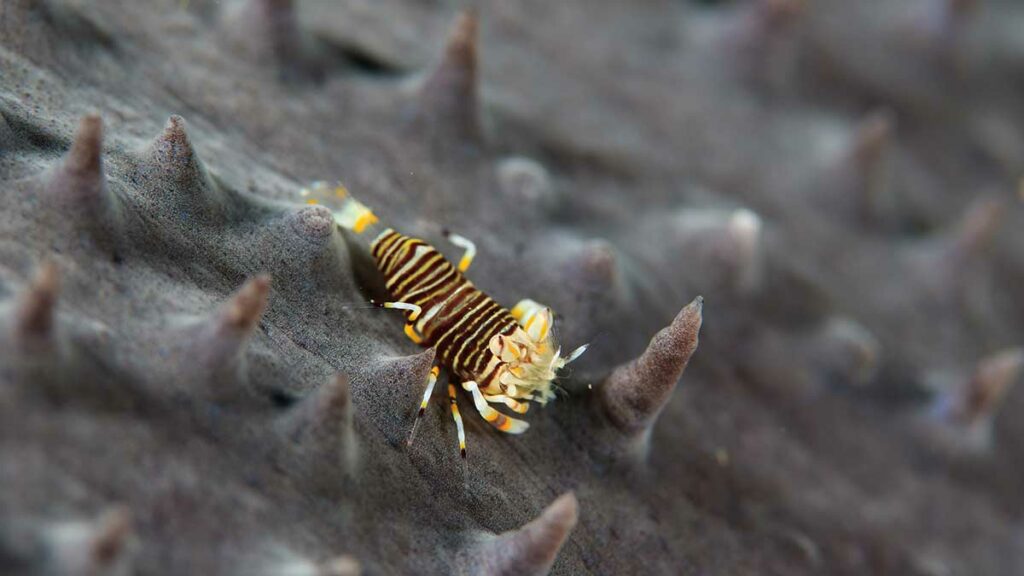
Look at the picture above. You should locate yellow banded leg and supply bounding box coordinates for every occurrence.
[407,366,440,447]
[404,323,423,345]
[462,381,530,434]
[371,300,424,344]
[448,384,467,459]
[484,393,531,414]
[443,230,477,272]
[381,301,422,321]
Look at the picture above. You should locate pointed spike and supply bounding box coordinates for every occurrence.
[813,317,881,388]
[832,110,897,223]
[577,240,618,289]
[668,208,764,294]
[727,209,763,293]
[474,492,579,576]
[133,115,229,229]
[145,115,213,190]
[415,9,481,142]
[173,275,270,395]
[47,114,105,203]
[89,506,133,569]
[952,197,1005,260]
[950,348,1024,426]
[48,506,135,575]
[41,114,124,251]
[600,296,703,435]
[728,0,805,90]
[14,261,59,346]
[851,110,895,170]
[224,0,319,82]
[222,275,271,335]
[756,0,805,31]
[933,0,981,36]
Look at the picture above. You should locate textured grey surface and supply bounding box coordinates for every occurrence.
[3,0,1024,574]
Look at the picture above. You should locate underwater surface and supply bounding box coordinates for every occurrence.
[2,0,1024,574]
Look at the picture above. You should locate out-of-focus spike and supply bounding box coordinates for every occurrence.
[752,0,805,34]
[467,492,578,576]
[49,115,104,198]
[945,348,1023,427]
[951,197,1004,261]
[13,261,59,351]
[279,374,358,482]
[496,157,559,214]
[89,507,133,570]
[48,506,135,576]
[727,209,763,293]
[576,240,618,290]
[223,0,319,81]
[811,317,880,388]
[729,0,805,91]
[924,348,1023,454]
[849,110,895,217]
[599,296,703,437]
[666,207,764,295]
[222,275,271,335]
[415,9,481,143]
[45,115,122,227]
[916,0,981,74]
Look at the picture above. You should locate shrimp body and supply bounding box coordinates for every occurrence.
[299,183,586,452]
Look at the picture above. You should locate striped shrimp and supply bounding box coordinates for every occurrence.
[299,182,587,459]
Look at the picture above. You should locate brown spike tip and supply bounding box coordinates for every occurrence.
[222,275,271,334]
[851,110,895,170]
[153,115,195,164]
[14,261,59,345]
[954,198,1005,259]
[578,240,618,287]
[952,348,1024,426]
[66,114,103,177]
[143,114,219,193]
[477,492,579,576]
[600,296,703,435]
[47,114,105,203]
[416,9,481,141]
[90,506,133,568]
